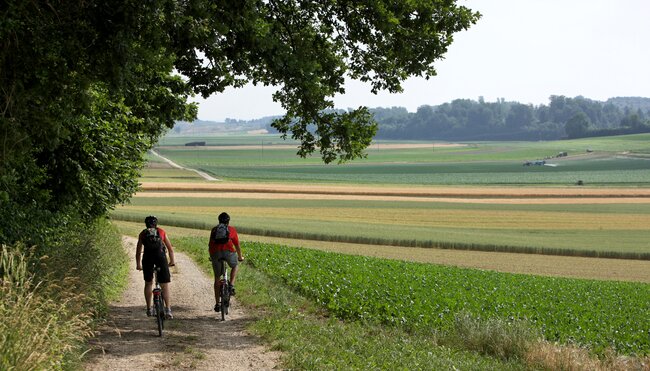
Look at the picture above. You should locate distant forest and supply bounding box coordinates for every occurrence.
[368,96,650,141]
[268,96,650,141]
[174,96,650,141]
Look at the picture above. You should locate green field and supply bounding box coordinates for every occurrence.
[153,134,650,185]
[157,133,300,147]
[244,241,650,355]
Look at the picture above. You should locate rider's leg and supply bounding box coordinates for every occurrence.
[230,264,239,285]
[144,280,153,309]
[161,282,171,309]
[213,257,224,303]
[214,278,221,302]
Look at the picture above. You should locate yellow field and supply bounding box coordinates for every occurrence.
[124,204,650,231]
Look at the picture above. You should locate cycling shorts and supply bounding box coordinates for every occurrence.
[210,250,239,277]
[142,252,171,283]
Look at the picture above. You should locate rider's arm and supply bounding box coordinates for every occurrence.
[235,243,244,261]
[232,230,244,261]
[136,235,143,270]
[164,235,176,266]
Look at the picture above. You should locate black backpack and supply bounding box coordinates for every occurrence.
[143,228,165,254]
[211,223,230,244]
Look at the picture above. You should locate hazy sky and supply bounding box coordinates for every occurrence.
[191,0,650,121]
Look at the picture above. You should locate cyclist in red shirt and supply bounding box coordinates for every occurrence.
[209,212,244,312]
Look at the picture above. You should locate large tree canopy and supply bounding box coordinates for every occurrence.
[0,0,479,243]
[171,0,480,162]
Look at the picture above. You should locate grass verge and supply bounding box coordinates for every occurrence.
[0,219,129,370]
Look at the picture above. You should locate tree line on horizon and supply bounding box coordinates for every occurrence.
[373,95,650,141]
[258,96,650,141]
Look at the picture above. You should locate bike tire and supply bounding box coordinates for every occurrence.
[156,299,164,336]
[219,282,230,321]
[220,287,227,321]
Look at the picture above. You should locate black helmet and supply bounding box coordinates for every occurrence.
[218,212,230,224]
[144,215,158,228]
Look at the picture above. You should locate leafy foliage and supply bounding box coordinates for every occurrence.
[245,241,650,355]
[170,0,480,162]
[1,0,480,246]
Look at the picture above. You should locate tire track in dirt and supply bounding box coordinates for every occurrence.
[84,237,279,370]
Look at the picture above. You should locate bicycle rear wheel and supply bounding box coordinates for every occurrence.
[155,297,164,336]
[223,290,230,316]
[220,282,229,321]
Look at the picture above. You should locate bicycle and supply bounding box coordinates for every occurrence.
[152,265,166,336]
[152,262,175,336]
[217,258,231,321]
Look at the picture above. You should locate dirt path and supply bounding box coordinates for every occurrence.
[84,237,280,370]
[150,150,219,181]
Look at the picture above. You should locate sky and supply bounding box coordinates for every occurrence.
[190,0,650,122]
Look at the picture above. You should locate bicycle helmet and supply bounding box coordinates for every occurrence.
[144,215,158,228]
[218,212,230,224]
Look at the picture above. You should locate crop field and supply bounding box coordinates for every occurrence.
[140,168,206,183]
[157,133,300,147]
[152,133,650,185]
[243,242,650,356]
[115,190,650,259]
[111,134,650,260]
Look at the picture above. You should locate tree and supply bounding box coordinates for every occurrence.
[172,1,480,163]
[621,114,644,130]
[565,113,590,139]
[0,1,480,244]
[505,103,535,129]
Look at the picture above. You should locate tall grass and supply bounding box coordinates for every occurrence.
[0,219,129,370]
[449,312,540,360]
[1,245,92,370]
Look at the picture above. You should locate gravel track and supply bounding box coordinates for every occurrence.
[84,237,279,370]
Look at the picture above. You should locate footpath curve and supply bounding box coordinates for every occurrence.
[84,236,279,370]
[150,149,219,181]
